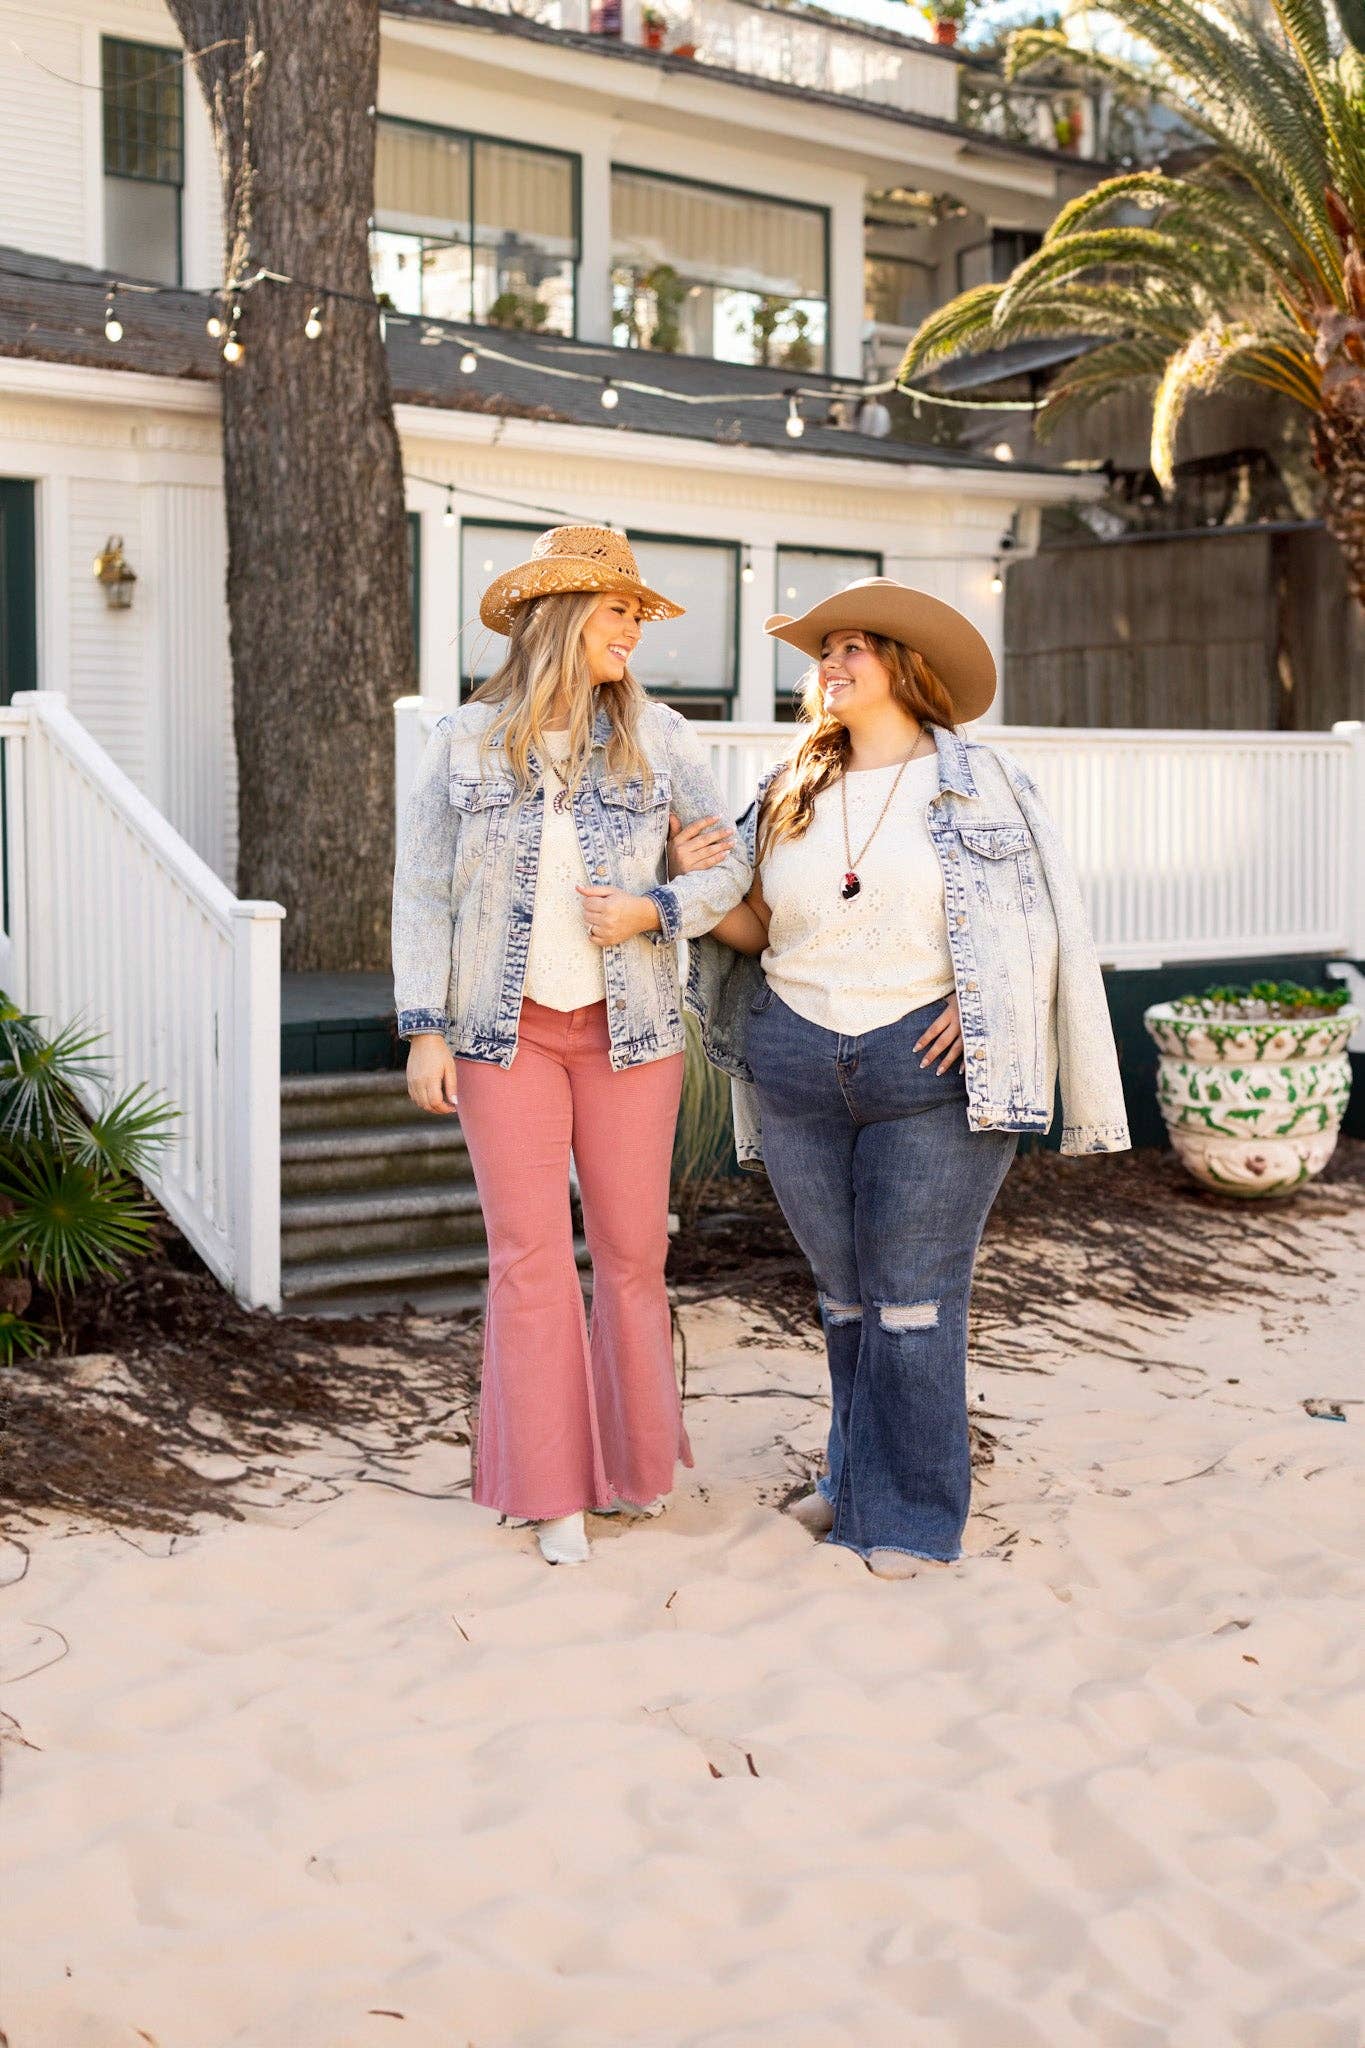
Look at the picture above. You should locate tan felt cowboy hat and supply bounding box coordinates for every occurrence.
[765,576,997,723]
[479,525,685,634]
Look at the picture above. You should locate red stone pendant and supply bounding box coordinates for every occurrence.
[841,870,861,901]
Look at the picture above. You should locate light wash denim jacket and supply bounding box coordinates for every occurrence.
[687,725,1131,1163]
[393,697,751,1070]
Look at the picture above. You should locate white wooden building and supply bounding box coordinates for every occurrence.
[0,0,1101,884]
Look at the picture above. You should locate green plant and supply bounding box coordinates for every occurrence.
[487,288,549,332]
[644,264,686,353]
[921,0,968,20]
[901,0,1365,609]
[1171,980,1352,1017]
[671,1013,733,1224]
[0,997,175,1359]
[643,6,667,25]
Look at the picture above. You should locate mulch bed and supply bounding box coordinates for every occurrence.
[3,1141,1360,1539]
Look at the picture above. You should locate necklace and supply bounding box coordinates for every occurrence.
[543,751,576,815]
[837,735,929,901]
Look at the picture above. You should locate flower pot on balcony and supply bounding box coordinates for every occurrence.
[932,17,959,43]
[1144,994,1358,1198]
[643,19,666,46]
[670,38,698,56]
[590,0,623,33]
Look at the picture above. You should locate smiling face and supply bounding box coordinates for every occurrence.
[581,591,643,684]
[818,628,895,725]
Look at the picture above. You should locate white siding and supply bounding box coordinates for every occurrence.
[0,8,92,262]
[146,482,235,880]
[66,479,150,782]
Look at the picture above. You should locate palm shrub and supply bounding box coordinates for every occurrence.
[901,0,1365,605]
[0,997,175,1360]
[671,1011,734,1225]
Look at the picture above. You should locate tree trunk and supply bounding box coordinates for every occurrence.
[167,1,415,969]
[1313,378,1365,614]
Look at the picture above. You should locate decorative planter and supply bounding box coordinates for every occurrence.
[670,39,697,56]
[643,20,666,46]
[932,18,959,43]
[1144,1001,1358,1197]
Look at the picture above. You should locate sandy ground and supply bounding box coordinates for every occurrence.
[3,1223,1363,2048]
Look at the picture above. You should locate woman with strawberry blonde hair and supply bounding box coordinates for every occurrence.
[393,527,749,1567]
[681,578,1128,1577]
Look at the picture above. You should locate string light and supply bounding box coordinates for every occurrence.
[459,349,478,374]
[600,378,620,410]
[785,393,804,439]
[206,310,224,339]
[990,562,1004,593]
[740,555,755,585]
[222,302,244,363]
[378,307,388,343]
[102,288,122,343]
[443,487,455,528]
[304,303,323,339]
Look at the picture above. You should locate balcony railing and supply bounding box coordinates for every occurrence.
[457,0,1088,137]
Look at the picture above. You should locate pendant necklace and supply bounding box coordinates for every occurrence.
[838,735,928,901]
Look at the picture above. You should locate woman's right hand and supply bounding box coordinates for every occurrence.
[406,1033,459,1114]
[667,812,736,878]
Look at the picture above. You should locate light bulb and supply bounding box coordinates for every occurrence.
[304,304,323,339]
[223,335,243,363]
[740,560,755,585]
[206,312,224,338]
[482,558,494,572]
[785,395,804,439]
[992,441,1015,462]
[378,309,388,342]
[785,585,797,599]
[104,313,123,342]
[443,493,455,528]
[600,379,620,410]
[459,350,478,374]
[990,569,1004,593]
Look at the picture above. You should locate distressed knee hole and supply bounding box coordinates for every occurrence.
[878,1300,939,1333]
[819,1294,863,1327]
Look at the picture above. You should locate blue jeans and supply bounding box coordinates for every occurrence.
[746,988,1018,1562]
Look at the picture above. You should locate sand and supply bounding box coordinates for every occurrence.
[3,1228,1363,2048]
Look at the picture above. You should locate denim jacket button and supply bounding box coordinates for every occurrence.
[972,1046,986,1059]
[614,998,627,1011]
[594,868,608,880]
[955,913,968,928]
[965,979,979,993]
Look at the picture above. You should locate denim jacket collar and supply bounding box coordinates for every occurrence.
[934,724,978,802]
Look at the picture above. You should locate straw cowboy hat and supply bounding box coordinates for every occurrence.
[765,576,996,723]
[478,525,685,634]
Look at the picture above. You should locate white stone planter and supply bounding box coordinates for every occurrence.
[1143,1002,1359,1198]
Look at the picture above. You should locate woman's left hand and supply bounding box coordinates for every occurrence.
[915,992,964,1073]
[576,885,662,947]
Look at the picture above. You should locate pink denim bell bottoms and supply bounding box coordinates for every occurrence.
[456,998,691,1520]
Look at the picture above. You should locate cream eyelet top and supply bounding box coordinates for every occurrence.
[758,754,954,1036]
[523,731,608,1012]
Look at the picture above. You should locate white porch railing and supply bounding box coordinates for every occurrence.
[0,693,285,1309]
[395,700,1364,968]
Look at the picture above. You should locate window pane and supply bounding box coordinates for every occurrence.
[102,39,182,184]
[376,121,471,238]
[773,548,881,704]
[104,176,180,285]
[473,140,577,336]
[864,256,932,329]
[612,169,826,366]
[460,526,737,703]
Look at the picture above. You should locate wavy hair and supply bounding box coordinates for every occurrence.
[470,589,653,791]
[759,634,956,856]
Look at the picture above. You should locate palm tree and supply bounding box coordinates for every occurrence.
[901,0,1365,606]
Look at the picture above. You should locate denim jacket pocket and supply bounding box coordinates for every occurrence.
[449,773,515,813]
[599,772,672,854]
[958,821,1040,913]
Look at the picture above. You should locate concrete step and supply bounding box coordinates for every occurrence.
[281,1183,487,1265]
[280,1236,592,1313]
[281,1069,414,1132]
[281,1120,472,1196]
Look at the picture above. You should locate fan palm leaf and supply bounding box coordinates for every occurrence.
[0,1152,156,1294]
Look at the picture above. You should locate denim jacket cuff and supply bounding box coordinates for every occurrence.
[645,886,682,945]
[1061,1121,1131,1156]
[397,1007,450,1039]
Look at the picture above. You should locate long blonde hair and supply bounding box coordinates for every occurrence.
[760,634,956,856]
[471,590,653,790]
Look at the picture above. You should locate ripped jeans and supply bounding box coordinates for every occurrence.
[747,987,1017,1562]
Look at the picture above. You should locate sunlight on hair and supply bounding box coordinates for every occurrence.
[471,592,654,792]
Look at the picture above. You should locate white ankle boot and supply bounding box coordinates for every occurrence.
[537,1512,591,1565]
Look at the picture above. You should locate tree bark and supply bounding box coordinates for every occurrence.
[1313,377,1365,614]
[167,1,415,969]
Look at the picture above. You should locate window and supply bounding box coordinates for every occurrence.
[611,169,828,371]
[102,38,183,285]
[460,524,738,718]
[863,254,933,330]
[408,512,422,675]
[372,120,578,336]
[955,229,1042,294]
[773,547,882,715]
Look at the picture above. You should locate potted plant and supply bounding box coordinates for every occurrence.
[642,6,668,50]
[1053,102,1082,151]
[670,37,698,57]
[920,0,968,48]
[1143,981,1358,1197]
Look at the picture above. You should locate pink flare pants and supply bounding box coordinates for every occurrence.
[456,998,690,1520]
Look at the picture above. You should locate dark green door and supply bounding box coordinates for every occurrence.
[0,481,37,705]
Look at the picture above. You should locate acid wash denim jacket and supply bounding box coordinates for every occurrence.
[393,696,751,1072]
[687,724,1131,1165]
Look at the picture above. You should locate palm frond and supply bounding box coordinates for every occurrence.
[0,1014,109,1147]
[0,1153,156,1293]
[1033,339,1169,439]
[1149,317,1318,484]
[899,284,1006,377]
[993,228,1218,330]
[61,1083,178,1180]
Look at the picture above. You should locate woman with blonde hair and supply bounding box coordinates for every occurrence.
[681,579,1128,1578]
[393,527,749,1567]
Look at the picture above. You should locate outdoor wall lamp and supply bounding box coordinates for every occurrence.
[93,536,137,611]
